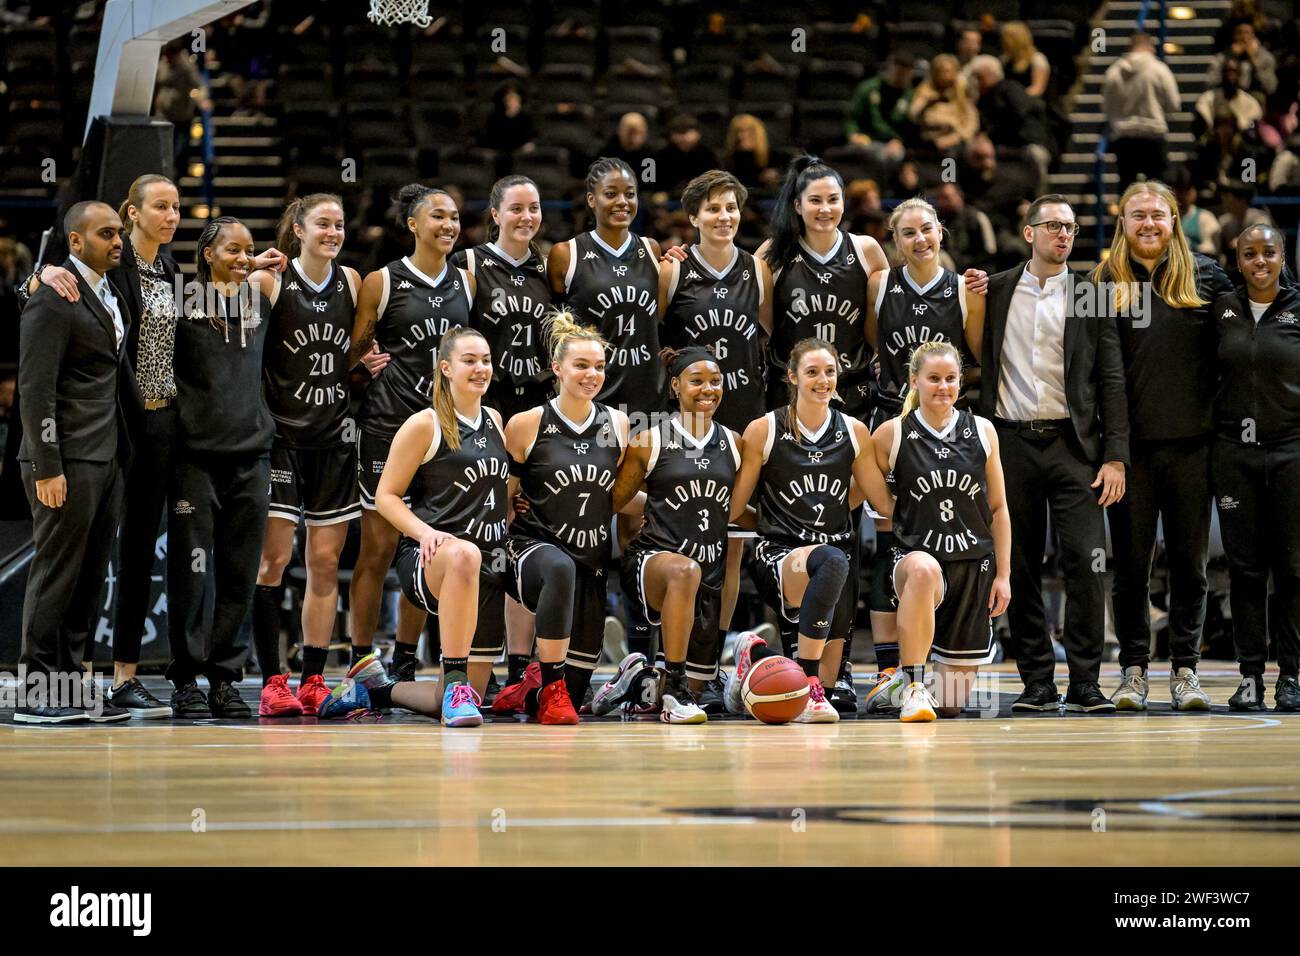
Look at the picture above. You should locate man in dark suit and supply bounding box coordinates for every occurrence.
[15,201,138,724]
[978,194,1130,713]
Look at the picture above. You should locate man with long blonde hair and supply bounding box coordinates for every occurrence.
[1090,180,1233,711]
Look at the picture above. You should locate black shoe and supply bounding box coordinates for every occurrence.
[107,678,173,719]
[1229,674,1266,711]
[1274,676,1300,712]
[390,653,418,683]
[697,674,727,715]
[582,682,595,710]
[86,702,133,723]
[1064,681,1116,713]
[829,668,859,714]
[13,705,89,725]
[1012,681,1060,712]
[483,671,501,706]
[209,682,252,719]
[171,681,210,718]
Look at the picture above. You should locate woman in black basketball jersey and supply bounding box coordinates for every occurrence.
[728,338,894,723]
[547,158,663,419]
[166,217,276,719]
[598,346,747,723]
[494,312,631,724]
[862,196,986,714]
[245,194,362,718]
[347,185,476,678]
[872,340,1011,722]
[659,170,773,705]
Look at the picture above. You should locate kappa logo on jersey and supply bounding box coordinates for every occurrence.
[912,302,928,314]
[287,281,300,291]
[510,275,525,287]
[543,424,560,435]
[1222,308,1237,318]
[397,279,412,289]
[907,429,921,439]
[574,442,590,455]
[781,430,796,441]
[612,265,628,277]
[687,269,702,280]
[584,251,598,260]
[665,440,681,450]
[714,287,728,299]
[891,283,903,294]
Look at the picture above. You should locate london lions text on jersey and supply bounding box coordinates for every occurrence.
[408,407,511,553]
[872,265,967,413]
[757,407,859,546]
[458,242,551,388]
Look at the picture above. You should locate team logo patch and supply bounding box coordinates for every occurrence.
[933,446,951,458]
[313,300,327,312]
[574,442,590,455]
[808,451,823,463]
[912,303,928,314]
[173,499,195,515]
[475,436,487,448]
[695,457,711,469]
[1218,495,1239,510]
[714,287,728,299]
[1278,311,1297,324]
[511,275,525,287]
[816,272,832,284]
[612,265,628,277]
[428,296,443,308]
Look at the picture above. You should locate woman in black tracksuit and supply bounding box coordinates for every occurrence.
[166,217,276,719]
[1211,223,1300,713]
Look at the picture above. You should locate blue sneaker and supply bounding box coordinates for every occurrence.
[442,681,484,727]
[318,678,373,720]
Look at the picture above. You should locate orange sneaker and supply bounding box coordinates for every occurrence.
[492,661,542,714]
[536,679,579,725]
[297,673,330,716]
[259,673,304,717]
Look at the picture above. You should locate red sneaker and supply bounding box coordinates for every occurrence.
[536,679,579,725]
[259,673,304,717]
[492,662,542,714]
[297,673,330,716]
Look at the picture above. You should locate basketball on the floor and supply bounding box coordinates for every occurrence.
[742,657,810,724]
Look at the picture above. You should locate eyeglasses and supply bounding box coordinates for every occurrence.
[1028,220,1080,236]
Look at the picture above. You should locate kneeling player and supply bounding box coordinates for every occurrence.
[872,340,1011,721]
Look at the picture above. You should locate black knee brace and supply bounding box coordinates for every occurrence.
[799,546,850,642]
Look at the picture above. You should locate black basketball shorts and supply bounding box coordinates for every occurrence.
[394,537,507,664]
[888,547,997,666]
[621,545,724,680]
[268,441,361,526]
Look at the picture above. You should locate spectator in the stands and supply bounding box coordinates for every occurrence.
[602,112,654,180]
[1207,21,1277,101]
[655,114,718,194]
[1167,164,1222,260]
[930,181,997,273]
[1214,0,1282,52]
[844,178,882,234]
[956,28,983,69]
[908,54,979,154]
[1000,21,1050,100]
[724,114,779,191]
[153,41,209,171]
[478,82,537,159]
[1102,32,1180,188]
[1270,130,1300,194]
[1195,57,1263,140]
[968,55,1051,187]
[958,135,1037,268]
[1192,111,1273,202]
[1218,183,1276,266]
[846,52,915,160]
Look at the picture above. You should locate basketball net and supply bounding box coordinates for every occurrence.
[367,0,432,27]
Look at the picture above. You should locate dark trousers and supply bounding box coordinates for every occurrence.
[113,405,177,665]
[997,426,1108,686]
[1211,436,1300,678]
[1111,136,1168,191]
[20,459,122,695]
[1109,436,1212,671]
[166,450,270,686]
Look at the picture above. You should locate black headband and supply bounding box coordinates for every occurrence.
[669,347,717,378]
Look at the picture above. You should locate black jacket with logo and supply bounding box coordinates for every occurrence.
[1213,282,1300,446]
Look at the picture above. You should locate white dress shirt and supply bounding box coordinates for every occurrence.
[69,254,124,350]
[996,264,1070,421]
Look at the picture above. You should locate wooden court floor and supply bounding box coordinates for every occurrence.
[2,663,1298,866]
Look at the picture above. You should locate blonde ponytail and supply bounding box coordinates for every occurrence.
[901,340,962,416]
[545,308,607,368]
[430,326,489,451]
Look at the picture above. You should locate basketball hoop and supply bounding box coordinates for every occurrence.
[367,0,432,27]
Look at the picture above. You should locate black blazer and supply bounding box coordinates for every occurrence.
[18,259,140,479]
[977,262,1130,467]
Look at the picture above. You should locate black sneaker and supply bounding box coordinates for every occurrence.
[1274,676,1300,712]
[697,674,727,715]
[171,681,210,718]
[107,678,173,719]
[1012,681,1061,712]
[829,664,859,714]
[13,705,89,725]
[1228,674,1266,711]
[86,702,133,723]
[1064,682,1116,713]
[209,682,252,719]
[483,671,501,706]
[390,653,418,683]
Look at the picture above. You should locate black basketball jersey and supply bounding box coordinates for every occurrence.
[770,232,872,417]
[405,407,510,555]
[874,266,968,416]
[664,245,765,433]
[359,256,473,438]
[454,242,553,397]
[632,416,740,589]
[262,259,354,448]
[889,409,993,561]
[563,231,661,414]
[511,399,623,571]
[756,408,858,547]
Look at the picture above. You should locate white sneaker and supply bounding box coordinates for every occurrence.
[591,652,650,716]
[792,677,840,723]
[661,678,707,724]
[898,681,938,722]
[1112,666,1149,711]
[1170,667,1211,711]
[724,632,767,715]
[602,615,628,664]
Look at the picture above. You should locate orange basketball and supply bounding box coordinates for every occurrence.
[742,657,810,724]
